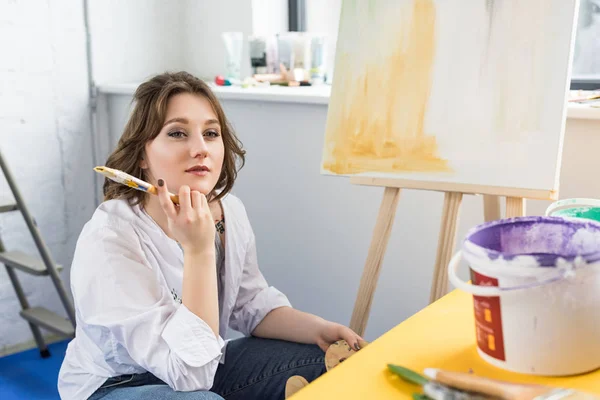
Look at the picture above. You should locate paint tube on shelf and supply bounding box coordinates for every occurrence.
[249,36,268,75]
[222,32,243,81]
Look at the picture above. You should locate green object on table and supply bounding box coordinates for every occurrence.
[412,393,431,400]
[387,364,429,386]
[552,207,600,222]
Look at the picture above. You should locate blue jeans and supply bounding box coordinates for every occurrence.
[88,337,326,400]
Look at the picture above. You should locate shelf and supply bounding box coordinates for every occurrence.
[97,82,600,119]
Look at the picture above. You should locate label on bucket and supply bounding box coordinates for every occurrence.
[470,269,506,361]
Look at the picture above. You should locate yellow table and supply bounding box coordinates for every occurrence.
[293,290,600,398]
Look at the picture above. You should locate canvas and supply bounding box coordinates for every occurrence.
[321,0,579,194]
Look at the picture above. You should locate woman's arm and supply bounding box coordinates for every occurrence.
[251,306,325,344]
[182,250,219,335]
[252,306,365,352]
[158,182,220,336]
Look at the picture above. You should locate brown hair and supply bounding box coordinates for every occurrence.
[103,71,245,205]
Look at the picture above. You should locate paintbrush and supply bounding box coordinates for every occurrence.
[388,365,489,400]
[568,93,600,102]
[94,166,180,204]
[423,368,599,400]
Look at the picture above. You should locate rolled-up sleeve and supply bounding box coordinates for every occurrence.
[229,228,292,336]
[162,304,225,367]
[73,223,224,392]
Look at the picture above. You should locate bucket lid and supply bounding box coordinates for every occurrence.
[546,198,600,222]
[463,216,600,267]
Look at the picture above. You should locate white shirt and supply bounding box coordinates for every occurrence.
[57,194,291,400]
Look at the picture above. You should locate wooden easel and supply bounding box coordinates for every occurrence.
[347,176,553,337]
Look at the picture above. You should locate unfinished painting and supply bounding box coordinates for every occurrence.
[321,0,579,193]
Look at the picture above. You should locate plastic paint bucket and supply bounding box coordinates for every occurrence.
[448,216,600,376]
[546,198,600,223]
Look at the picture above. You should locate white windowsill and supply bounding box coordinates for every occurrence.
[97,83,600,120]
[97,83,331,105]
[565,103,600,120]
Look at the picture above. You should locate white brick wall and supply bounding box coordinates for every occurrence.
[0,0,96,352]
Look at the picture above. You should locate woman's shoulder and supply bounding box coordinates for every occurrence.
[93,198,139,224]
[71,200,148,285]
[223,192,255,221]
[221,193,253,235]
[80,198,141,238]
[222,192,245,212]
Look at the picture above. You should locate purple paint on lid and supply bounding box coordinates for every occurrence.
[463,216,600,267]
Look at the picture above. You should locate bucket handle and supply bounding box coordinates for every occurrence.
[448,251,567,296]
[545,198,600,216]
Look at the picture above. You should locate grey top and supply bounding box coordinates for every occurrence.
[215,232,225,271]
[215,232,225,313]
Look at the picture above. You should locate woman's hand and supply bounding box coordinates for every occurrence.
[315,320,366,353]
[157,179,215,255]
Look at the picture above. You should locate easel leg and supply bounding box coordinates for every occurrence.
[430,192,463,303]
[483,195,501,222]
[505,197,526,217]
[349,187,401,337]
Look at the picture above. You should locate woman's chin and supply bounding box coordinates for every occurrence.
[173,178,215,196]
[188,184,212,196]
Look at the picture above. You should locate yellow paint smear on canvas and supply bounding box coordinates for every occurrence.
[323,0,451,175]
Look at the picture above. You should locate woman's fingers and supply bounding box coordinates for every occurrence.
[357,338,369,350]
[200,190,209,209]
[191,190,203,211]
[339,326,364,351]
[179,185,192,216]
[157,179,177,220]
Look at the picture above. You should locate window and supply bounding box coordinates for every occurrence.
[572,0,600,89]
[288,0,306,31]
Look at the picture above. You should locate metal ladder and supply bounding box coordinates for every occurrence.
[0,149,75,358]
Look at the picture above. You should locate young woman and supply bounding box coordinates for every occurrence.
[58,71,363,400]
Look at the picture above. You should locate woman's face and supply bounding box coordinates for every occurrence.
[142,92,225,197]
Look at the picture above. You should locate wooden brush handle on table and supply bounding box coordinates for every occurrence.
[427,369,599,400]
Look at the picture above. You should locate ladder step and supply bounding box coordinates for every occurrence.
[0,203,18,213]
[0,251,63,276]
[20,307,74,337]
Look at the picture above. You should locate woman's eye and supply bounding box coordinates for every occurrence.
[168,130,186,138]
[205,130,220,138]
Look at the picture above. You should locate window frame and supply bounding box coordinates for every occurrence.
[288,0,306,31]
[571,78,600,90]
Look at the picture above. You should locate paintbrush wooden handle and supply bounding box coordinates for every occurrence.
[425,369,527,399]
[146,185,180,204]
[425,369,599,400]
